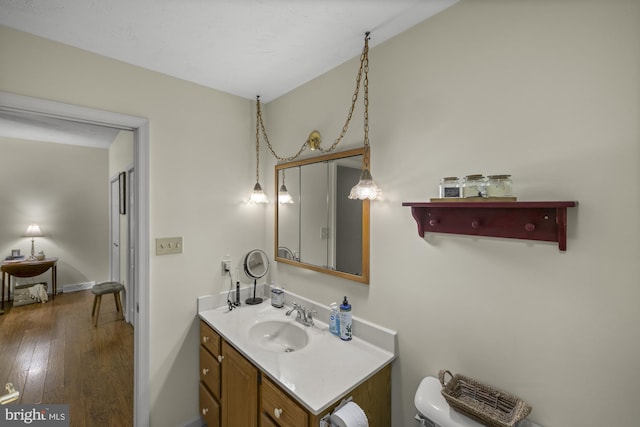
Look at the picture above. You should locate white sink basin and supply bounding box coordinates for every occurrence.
[249,320,310,353]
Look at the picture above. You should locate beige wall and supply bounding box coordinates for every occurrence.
[1,0,638,426]
[0,136,110,287]
[266,1,639,426]
[0,25,265,426]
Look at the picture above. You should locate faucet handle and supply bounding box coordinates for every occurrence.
[304,308,317,326]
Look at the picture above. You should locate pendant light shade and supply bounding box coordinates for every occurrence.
[278,170,294,204]
[348,167,382,200]
[250,182,268,204]
[278,184,293,204]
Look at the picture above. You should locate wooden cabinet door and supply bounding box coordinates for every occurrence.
[260,376,308,427]
[260,412,279,427]
[221,340,258,427]
[199,383,220,427]
[200,321,221,357]
[200,346,221,400]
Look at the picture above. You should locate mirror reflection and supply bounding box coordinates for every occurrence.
[275,148,369,284]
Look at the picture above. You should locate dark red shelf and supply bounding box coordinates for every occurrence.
[402,201,577,251]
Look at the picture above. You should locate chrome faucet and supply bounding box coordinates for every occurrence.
[286,302,316,326]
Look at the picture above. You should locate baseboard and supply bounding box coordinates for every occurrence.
[62,281,96,294]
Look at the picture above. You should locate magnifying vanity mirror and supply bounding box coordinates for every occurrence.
[275,148,370,284]
[244,249,269,305]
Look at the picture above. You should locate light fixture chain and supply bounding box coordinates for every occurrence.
[255,97,261,182]
[257,101,306,162]
[362,33,370,169]
[254,32,370,162]
[318,33,368,153]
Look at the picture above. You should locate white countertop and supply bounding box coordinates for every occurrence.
[198,293,396,415]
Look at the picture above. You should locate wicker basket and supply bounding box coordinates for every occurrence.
[439,370,532,427]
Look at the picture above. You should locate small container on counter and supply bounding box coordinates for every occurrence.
[439,177,461,198]
[462,174,487,198]
[486,175,513,197]
[270,285,284,308]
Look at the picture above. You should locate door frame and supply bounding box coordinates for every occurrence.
[110,174,121,285]
[0,91,151,427]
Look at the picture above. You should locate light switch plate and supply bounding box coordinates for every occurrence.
[156,237,183,255]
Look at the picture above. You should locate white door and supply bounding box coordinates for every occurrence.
[110,176,121,284]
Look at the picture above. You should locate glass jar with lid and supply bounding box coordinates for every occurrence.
[439,177,461,198]
[462,174,486,198]
[486,175,513,197]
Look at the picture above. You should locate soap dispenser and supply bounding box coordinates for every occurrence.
[329,303,340,336]
[339,296,352,341]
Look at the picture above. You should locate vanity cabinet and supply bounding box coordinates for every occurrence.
[200,321,258,427]
[199,320,392,427]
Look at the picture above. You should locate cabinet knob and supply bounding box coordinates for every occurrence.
[202,407,208,416]
[525,223,535,232]
[274,408,283,419]
[218,355,224,363]
[429,219,438,227]
[202,368,209,375]
[471,220,480,229]
[202,336,210,343]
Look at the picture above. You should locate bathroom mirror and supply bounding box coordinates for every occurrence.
[275,148,370,284]
[244,249,269,305]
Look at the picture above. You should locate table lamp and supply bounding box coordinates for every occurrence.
[24,224,43,261]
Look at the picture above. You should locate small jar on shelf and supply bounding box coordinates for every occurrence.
[486,175,513,197]
[462,174,486,198]
[439,177,461,198]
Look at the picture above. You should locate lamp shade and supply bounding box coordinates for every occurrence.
[249,182,269,204]
[278,183,294,204]
[348,168,382,200]
[24,224,43,238]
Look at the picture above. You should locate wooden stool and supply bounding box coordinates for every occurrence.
[91,281,124,326]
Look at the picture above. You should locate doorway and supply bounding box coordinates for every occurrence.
[0,91,150,427]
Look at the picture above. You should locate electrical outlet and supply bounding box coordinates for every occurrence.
[155,237,183,255]
[221,257,231,275]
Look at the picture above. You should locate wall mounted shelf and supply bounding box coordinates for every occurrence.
[402,201,577,251]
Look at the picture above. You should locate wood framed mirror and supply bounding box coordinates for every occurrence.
[274,148,370,284]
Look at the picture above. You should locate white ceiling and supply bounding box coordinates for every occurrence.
[0,0,458,147]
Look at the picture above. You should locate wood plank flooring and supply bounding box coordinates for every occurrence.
[0,290,133,426]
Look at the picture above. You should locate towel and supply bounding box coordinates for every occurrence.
[28,284,48,303]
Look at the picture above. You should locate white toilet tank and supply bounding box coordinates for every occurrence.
[414,376,542,427]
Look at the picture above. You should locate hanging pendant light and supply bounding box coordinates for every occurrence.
[250,96,269,203]
[250,32,382,201]
[349,33,382,200]
[278,170,294,204]
[348,152,382,199]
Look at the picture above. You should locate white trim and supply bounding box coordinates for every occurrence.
[0,91,150,427]
[0,91,143,130]
[134,121,150,427]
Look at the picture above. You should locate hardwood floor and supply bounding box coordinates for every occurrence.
[0,290,133,426]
